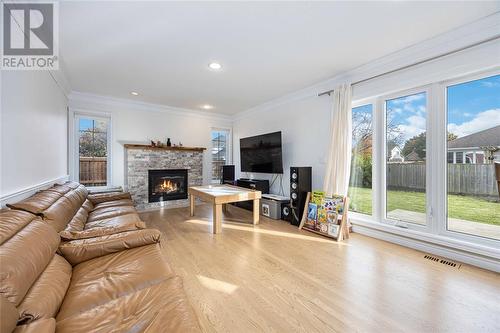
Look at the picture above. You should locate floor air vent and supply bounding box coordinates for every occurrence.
[424,254,461,269]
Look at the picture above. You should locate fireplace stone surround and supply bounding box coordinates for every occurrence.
[125,144,204,210]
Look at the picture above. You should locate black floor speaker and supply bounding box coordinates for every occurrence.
[289,166,312,226]
[222,165,235,185]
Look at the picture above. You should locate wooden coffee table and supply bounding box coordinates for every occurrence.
[188,185,262,234]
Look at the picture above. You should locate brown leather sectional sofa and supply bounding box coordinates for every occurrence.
[0,182,200,333]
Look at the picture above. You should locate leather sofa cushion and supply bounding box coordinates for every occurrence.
[64,206,88,232]
[0,210,34,245]
[13,318,56,333]
[1,295,19,333]
[57,243,175,321]
[56,277,200,333]
[17,254,72,324]
[92,199,134,210]
[87,192,132,205]
[6,191,62,215]
[41,186,88,232]
[0,211,60,306]
[84,213,146,230]
[58,229,162,265]
[7,183,88,232]
[86,206,138,222]
[59,223,143,241]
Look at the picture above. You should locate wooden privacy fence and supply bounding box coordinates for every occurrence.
[79,157,107,186]
[386,163,498,197]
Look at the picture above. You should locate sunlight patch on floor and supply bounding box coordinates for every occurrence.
[197,275,239,294]
[185,218,349,245]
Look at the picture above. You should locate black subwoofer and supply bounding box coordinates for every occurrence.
[281,202,292,222]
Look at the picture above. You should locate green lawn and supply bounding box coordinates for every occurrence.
[348,187,500,226]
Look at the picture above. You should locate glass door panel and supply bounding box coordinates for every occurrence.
[385,92,427,225]
[446,74,500,240]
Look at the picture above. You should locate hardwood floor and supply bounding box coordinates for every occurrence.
[140,204,500,333]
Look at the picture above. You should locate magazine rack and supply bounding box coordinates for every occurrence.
[298,192,350,241]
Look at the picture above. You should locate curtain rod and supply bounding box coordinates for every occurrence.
[318,34,500,97]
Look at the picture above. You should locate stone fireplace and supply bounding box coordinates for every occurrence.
[125,144,205,210]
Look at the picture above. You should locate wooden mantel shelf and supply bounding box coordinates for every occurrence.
[123,144,206,152]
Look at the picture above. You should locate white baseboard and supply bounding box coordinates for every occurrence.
[0,175,69,207]
[352,221,500,273]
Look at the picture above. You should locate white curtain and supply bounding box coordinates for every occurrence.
[323,83,353,196]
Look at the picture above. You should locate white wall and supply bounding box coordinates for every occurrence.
[233,97,330,196]
[232,14,500,197]
[1,71,69,198]
[69,94,232,188]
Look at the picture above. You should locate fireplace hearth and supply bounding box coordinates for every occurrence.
[148,169,188,203]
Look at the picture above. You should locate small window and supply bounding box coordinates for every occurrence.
[211,129,230,183]
[75,115,111,187]
[447,152,454,164]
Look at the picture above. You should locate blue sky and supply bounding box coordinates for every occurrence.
[79,118,107,132]
[354,74,500,145]
[447,74,500,137]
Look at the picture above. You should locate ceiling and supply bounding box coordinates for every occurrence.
[60,1,499,115]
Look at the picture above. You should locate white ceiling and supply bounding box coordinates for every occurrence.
[60,1,499,115]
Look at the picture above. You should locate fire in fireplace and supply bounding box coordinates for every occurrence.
[148,169,188,202]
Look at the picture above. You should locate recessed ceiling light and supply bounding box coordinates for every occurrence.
[201,104,214,110]
[208,62,222,70]
[130,91,139,96]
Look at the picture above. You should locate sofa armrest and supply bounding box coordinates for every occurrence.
[58,229,162,265]
[87,192,132,205]
[13,318,56,333]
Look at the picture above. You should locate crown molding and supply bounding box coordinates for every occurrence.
[68,91,233,122]
[233,12,500,121]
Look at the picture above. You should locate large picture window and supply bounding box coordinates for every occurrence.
[446,74,500,240]
[348,70,500,253]
[385,92,427,225]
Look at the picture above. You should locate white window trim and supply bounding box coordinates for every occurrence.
[68,108,113,189]
[350,68,500,263]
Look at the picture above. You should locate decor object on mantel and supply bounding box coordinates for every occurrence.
[167,138,171,147]
[124,144,206,152]
[298,190,350,241]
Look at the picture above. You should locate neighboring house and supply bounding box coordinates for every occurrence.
[404,150,421,162]
[389,146,404,163]
[447,125,500,164]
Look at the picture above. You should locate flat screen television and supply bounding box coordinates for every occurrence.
[240,131,283,174]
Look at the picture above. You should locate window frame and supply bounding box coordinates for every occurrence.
[69,109,112,189]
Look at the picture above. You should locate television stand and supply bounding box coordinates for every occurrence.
[234,178,269,211]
